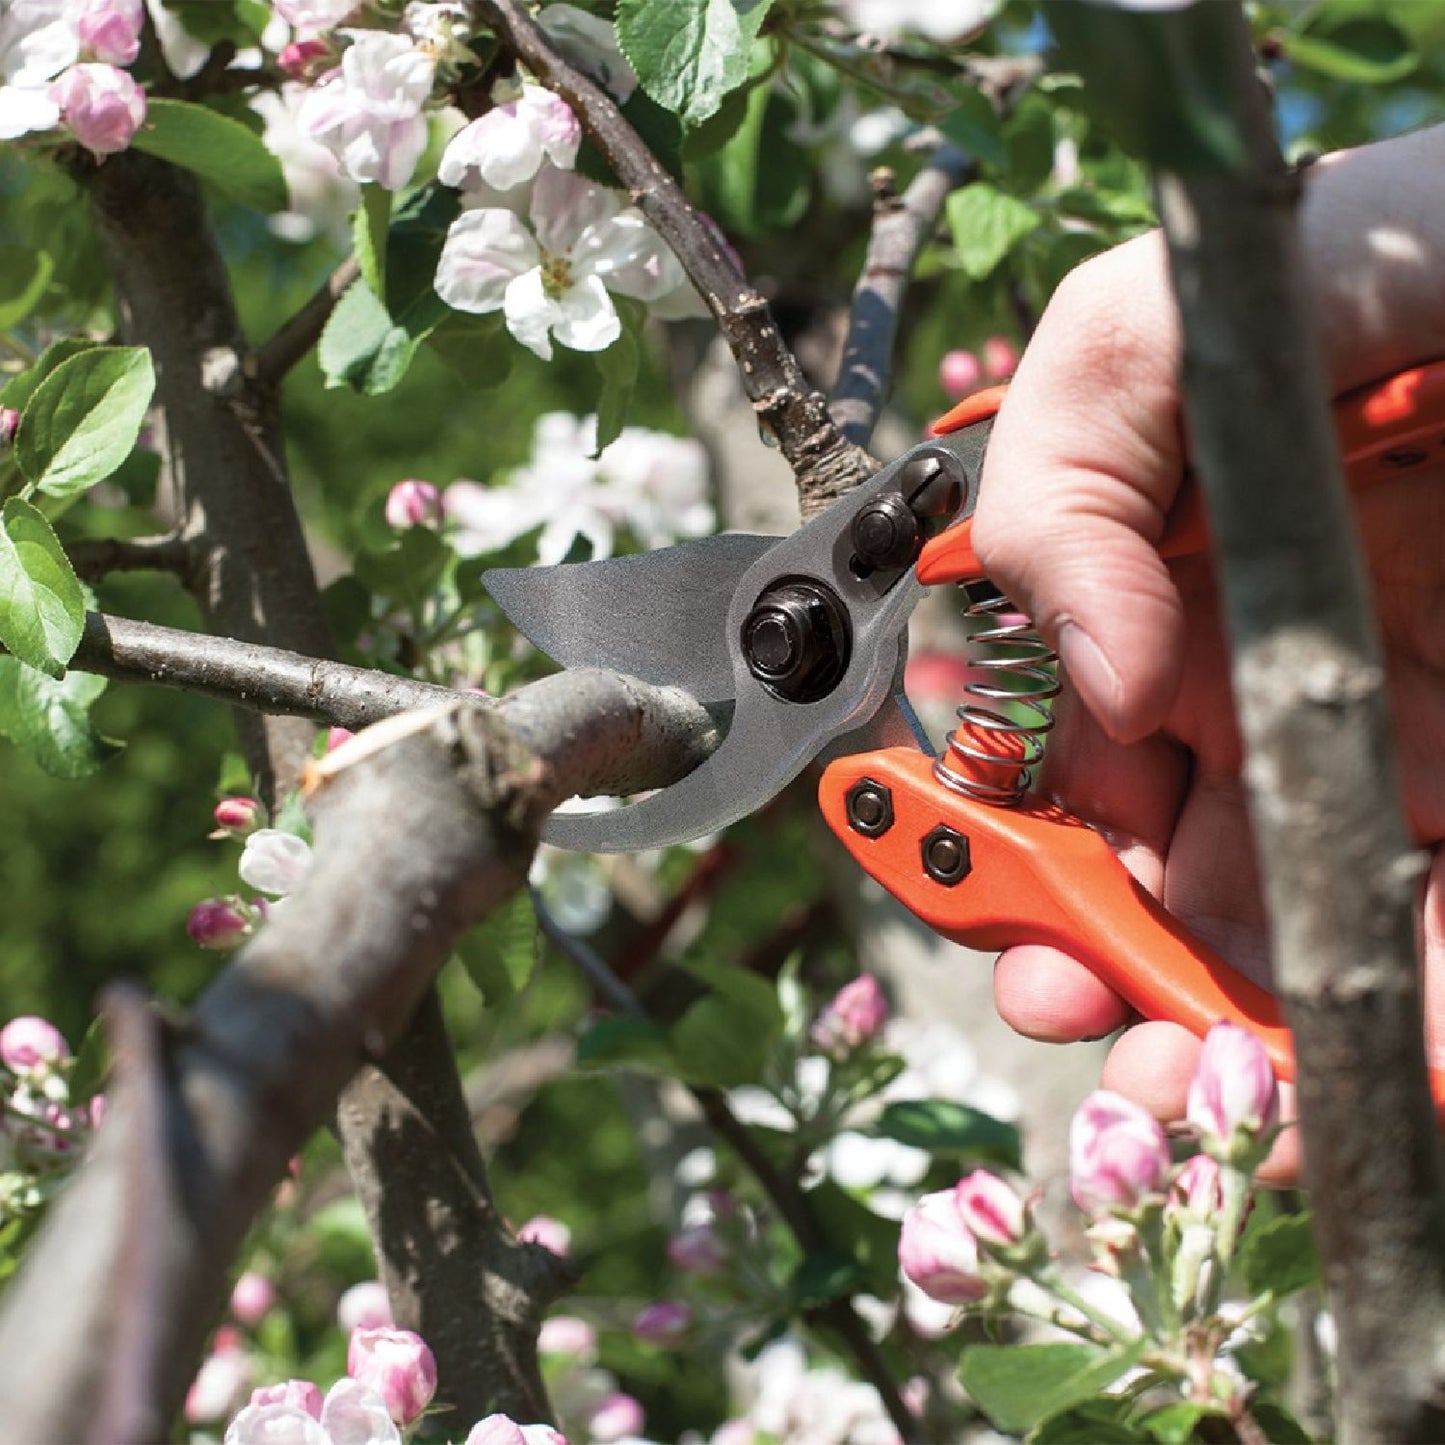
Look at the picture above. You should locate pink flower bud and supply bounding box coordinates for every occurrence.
[230,1270,277,1326]
[898,1188,987,1304]
[185,1342,253,1424]
[1171,1153,1224,1217]
[667,1222,727,1276]
[86,1093,107,1130]
[812,974,890,1052]
[326,726,355,752]
[187,897,253,952]
[213,796,263,838]
[588,1393,645,1443]
[467,1418,528,1445]
[337,1280,393,1333]
[278,37,332,81]
[0,1017,70,1075]
[346,1325,437,1426]
[631,1300,692,1346]
[1070,1090,1171,1215]
[982,335,1019,381]
[536,1314,596,1358]
[517,1214,571,1255]
[77,0,144,65]
[0,408,18,447]
[385,478,443,529]
[939,349,982,400]
[50,63,146,158]
[1186,1022,1280,1162]
[248,1379,323,1418]
[954,1170,1029,1250]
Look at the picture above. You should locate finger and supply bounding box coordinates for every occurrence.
[994,945,1133,1042]
[972,236,1189,744]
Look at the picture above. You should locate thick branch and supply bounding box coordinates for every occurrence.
[473,0,878,516]
[1147,9,1445,1439]
[251,257,361,386]
[0,674,720,1441]
[67,532,194,584]
[830,146,974,447]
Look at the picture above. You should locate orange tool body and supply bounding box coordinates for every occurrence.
[820,362,1445,1114]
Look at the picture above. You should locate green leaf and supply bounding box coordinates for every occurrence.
[940,87,1006,169]
[617,0,774,126]
[0,659,118,777]
[354,185,392,299]
[1241,1211,1319,1299]
[425,313,512,389]
[352,524,450,608]
[1034,1397,1151,1443]
[593,299,644,455]
[959,1341,1145,1435]
[873,1098,1021,1169]
[1247,1403,1312,1444]
[575,1015,678,1073]
[130,98,288,211]
[15,346,155,500]
[0,246,53,330]
[788,1249,862,1309]
[0,499,85,677]
[672,995,771,1087]
[1002,96,1056,196]
[67,1015,108,1106]
[0,337,97,412]
[804,1181,902,1299]
[319,279,397,391]
[947,183,1041,280]
[1140,1402,1227,1444]
[454,891,540,1006]
[700,81,810,238]
[1283,18,1417,83]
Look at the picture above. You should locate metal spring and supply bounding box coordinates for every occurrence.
[933,586,1060,806]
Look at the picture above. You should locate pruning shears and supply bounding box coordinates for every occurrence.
[485,361,1445,1114]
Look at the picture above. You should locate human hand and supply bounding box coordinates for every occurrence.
[970,128,1445,1181]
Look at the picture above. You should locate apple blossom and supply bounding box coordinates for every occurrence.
[953,1169,1029,1251]
[517,1214,571,1255]
[982,335,1019,380]
[239,829,314,898]
[0,0,79,141]
[320,1378,403,1443]
[1069,1090,1171,1214]
[253,84,358,244]
[632,1300,692,1345]
[1170,1152,1225,1219]
[187,896,255,951]
[187,1335,254,1425]
[248,1380,324,1417]
[337,1279,393,1333]
[439,80,579,192]
[939,348,983,400]
[897,1188,988,1304]
[0,1017,69,1075]
[1186,1021,1280,1163]
[588,1392,645,1443]
[536,1313,596,1358]
[346,1325,437,1426]
[76,0,141,65]
[434,165,683,360]
[384,478,443,529]
[466,1418,528,1445]
[213,796,263,837]
[667,1222,728,1276]
[327,726,355,751]
[837,0,997,43]
[812,974,890,1052]
[0,406,18,446]
[230,1270,277,1326]
[50,61,145,156]
[141,0,207,77]
[278,37,331,81]
[537,4,636,101]
[298,29,435,190]
[274,0,358,36]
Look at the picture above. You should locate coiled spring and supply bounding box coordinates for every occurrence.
[933,583,1060,806]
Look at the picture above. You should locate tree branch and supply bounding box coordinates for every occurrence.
[251,257,362,387]
[1133,8,1445,1438]
[472,0,879,517]
[67,532,194,584]
[532,900,921,1443]
[830,146,974,448]
[0,673,721,1441]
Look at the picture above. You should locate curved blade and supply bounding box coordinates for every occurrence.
[484,533,779,701]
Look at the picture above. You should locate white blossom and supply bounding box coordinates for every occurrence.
[0,0,78,140]
[433,165,682,360]
[440,80,579,192]
[298,29,436,189]
[837,0,997,42]
[273,0,359,36]
[239,829,315,898]
[142,0,209,77]
[253,84,359,243]
[536,3,635,101]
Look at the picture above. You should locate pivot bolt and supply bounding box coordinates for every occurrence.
[851,495,920,571]
[900,453,963,520]
[741,579,851,703]
[921,825,971,885]
[846,779,893,838]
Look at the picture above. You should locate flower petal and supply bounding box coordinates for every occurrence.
[574,209,682,302]
[435,209,540,314]
[529,164,620,256]
[548,272,621,354]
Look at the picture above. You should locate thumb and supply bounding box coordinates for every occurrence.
[969,239,1189,744]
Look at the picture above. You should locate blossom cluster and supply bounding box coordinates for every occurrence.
[0,0,147,156]
[0,1015,102,1225]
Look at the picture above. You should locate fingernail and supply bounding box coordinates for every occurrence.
[1057,620,1122,735]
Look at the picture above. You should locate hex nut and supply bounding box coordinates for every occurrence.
[846,779,894,838]
[921,825,971,885]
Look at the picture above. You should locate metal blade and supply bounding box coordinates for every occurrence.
[484,533,780,701]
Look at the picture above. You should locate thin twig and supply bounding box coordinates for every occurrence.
[830,145,974,447]
[67,533,193,584]
[533,897,921,1443]
[251,257,361,386]
[473,0,877,517]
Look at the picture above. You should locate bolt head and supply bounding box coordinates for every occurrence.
[921,825,971,885]
[846,779,894,838]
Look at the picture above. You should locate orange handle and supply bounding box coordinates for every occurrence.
[819,749,1445,1120]
[917,359,1445,586]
